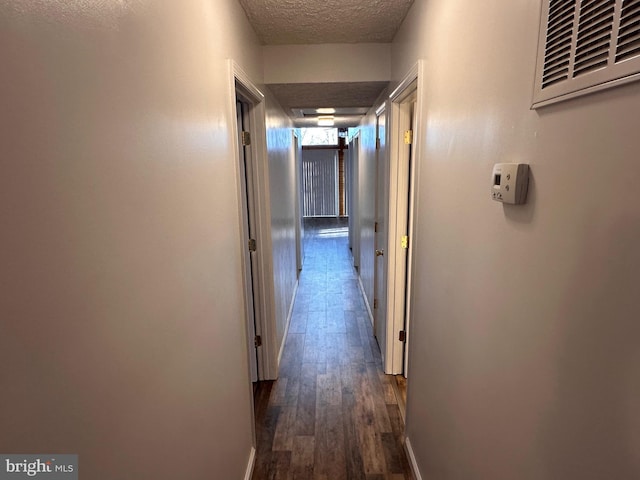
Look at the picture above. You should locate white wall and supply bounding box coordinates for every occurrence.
[264,43,391,84]
[394,1,640,479]
[356,112,378,320]
[264,91,298,358]
[0,1,274,478]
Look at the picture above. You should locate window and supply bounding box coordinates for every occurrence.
[300,128,338,146]
[302,150,339,217]
[533,0,640,108]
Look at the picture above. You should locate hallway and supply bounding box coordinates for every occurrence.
[252,218,412,479]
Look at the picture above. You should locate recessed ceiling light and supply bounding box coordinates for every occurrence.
[316,108,336,114]
[318,116,335,126]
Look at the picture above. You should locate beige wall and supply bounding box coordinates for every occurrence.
[264,43,391,84]
[394,1,640,479]
[0,0,281,478]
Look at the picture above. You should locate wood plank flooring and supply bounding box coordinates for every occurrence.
[391,376,408,423]
[252,218,413,480]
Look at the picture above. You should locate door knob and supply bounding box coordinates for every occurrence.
[375,249,384,256]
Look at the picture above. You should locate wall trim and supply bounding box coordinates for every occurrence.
[277,279,299,367]
[243,447,256,480]
[404,436,423,480]
[390,61,420,101]
[358,275,374,327]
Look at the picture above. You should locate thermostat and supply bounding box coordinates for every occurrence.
[491,163,529,204]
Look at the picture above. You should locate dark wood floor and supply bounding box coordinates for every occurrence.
[252,218,413,480]
[392,376,408,424]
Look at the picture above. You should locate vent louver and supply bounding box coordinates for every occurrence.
[573,0,615,77]
[615,0,640,62]
[533,0,640,107]
[542,0,576,88]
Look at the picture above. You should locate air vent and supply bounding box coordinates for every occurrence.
[542,0,576,88]
[615,0,640,62]
[533,0,640,107]
[573,0,615,77]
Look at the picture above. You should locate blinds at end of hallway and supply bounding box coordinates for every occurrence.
[302,150,338,217]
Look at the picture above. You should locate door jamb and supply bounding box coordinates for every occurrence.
[349,132,361,269]
[229,60,278,382]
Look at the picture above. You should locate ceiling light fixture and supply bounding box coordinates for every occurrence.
[316,108,336,114]
[318,115,335,126]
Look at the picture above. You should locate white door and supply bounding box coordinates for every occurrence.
[374,110,388,361]
[387,69,422,376]
[389,96,416,375]
[402,99,418,377]
[236,99,261,382]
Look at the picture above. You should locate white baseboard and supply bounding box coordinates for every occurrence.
[358,276,374,327]
[244,446,256,480]
[405,436,423,480]
[277,279,299,367]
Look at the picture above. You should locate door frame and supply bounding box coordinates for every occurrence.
[385,61,424,375]
[374,103,390,366]
[229,60,278,381]
[348,132,361,268]
[293,131,304,275]
[235,97,260,383]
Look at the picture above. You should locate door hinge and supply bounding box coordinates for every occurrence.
[404,130,413,145]
[373,298,378,309]
[401,235,409,249]
[374,221,378,233]
[376,137,381,150]
[399,330,406,342]
[242,131,251,146]
[248,238,257,252]
[254,335,262,347]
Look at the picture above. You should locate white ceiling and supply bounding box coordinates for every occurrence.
[238,0,414,127]
[238,0,414,45]
[268,82,389,128]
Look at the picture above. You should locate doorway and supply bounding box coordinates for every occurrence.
[293,131,304,276]
[384,62,424,419]
[348,133,361,269]
[373,104,389,367]
[236,97,262,383]
[231,61,279,387]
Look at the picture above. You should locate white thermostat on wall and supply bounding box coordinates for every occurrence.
[491,163,529,205]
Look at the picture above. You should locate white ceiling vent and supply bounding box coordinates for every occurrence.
[533,0,640,108]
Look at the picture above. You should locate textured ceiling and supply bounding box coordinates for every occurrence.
[267,82,388,127]
[268,82,388,109]
[239,0,412,125]
[238,0,414,45]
